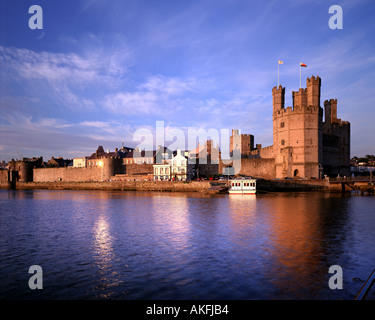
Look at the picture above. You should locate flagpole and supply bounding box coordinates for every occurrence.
[278,61,280,87]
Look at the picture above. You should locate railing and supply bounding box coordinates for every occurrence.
[327,176,372,182]
[355,268,375,300]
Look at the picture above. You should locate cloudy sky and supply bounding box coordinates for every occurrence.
[1,0,374,161]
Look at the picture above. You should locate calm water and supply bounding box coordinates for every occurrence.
[0,189,374,300]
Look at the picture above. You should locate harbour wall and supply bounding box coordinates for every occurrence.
[0,179,348,193]
[257,179,329,191]
[0,180,212,192]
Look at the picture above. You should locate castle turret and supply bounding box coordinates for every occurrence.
[19,161,33,182]
[101,156,123,181]
[322,98,350,177]
[306,76,321,107]
[292,88,307,108]
[324,99,338,124]
[230,129,254,158]
[272,85,285,113]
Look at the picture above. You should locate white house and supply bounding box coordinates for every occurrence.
[154,163,171,181]
[171,149,194,181]
[73,157,87,168]
[153,149,195,181]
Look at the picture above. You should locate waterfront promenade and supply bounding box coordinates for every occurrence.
[1,177,372,193]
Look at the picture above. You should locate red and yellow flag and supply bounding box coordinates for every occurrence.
[300,63,307,67]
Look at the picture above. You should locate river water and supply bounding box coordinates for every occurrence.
[0,189,374,300]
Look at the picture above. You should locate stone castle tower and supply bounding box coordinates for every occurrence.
[272,76,323,179]
[230,129,254,158]
[322,99,350,176]
[271,75,350,179]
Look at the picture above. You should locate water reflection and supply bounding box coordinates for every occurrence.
[151,194,191,255]
[0,189,374,300]
[92,206,121,298]
[258,194,324,298]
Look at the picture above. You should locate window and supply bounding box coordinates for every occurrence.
[281,139,285,146]
[281,122,285,128]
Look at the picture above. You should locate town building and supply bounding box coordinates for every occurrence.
[153,164,171,181]
[153,149,195,181]
[46,157,72,167]
[123,148,155,165]
[73,157,88,168]
[171,149,194,181]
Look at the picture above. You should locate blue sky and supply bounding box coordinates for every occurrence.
[0,0,374,161]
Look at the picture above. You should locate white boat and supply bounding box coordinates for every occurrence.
[228,178,256,195]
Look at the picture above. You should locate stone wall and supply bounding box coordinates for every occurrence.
[249,145,274,159]
[3,180,212,192]
[125,163,154,175]
[0,170,8,183]
[33,167,102,182]
[238,158,276,180]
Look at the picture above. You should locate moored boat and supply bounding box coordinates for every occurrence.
[228,178,256,195]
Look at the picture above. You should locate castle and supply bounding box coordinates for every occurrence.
[2,75,350,184]
[224,75,351,179]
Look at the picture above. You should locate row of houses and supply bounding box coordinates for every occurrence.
[74,145,171,168]
[73,141,220,181]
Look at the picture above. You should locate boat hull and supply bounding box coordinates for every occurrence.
[228,190,256,195]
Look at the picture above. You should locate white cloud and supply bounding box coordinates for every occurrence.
[0,41,132,111]
[103,91,159,115]
[102,75,208,115]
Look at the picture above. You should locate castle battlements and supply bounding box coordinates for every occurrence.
[306,75,320,84]
[331,119,350,127]
[275,104,322,116]
[292,88,307,94]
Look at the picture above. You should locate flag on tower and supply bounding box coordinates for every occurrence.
[277,60,284,86]
[299,63,307,88]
